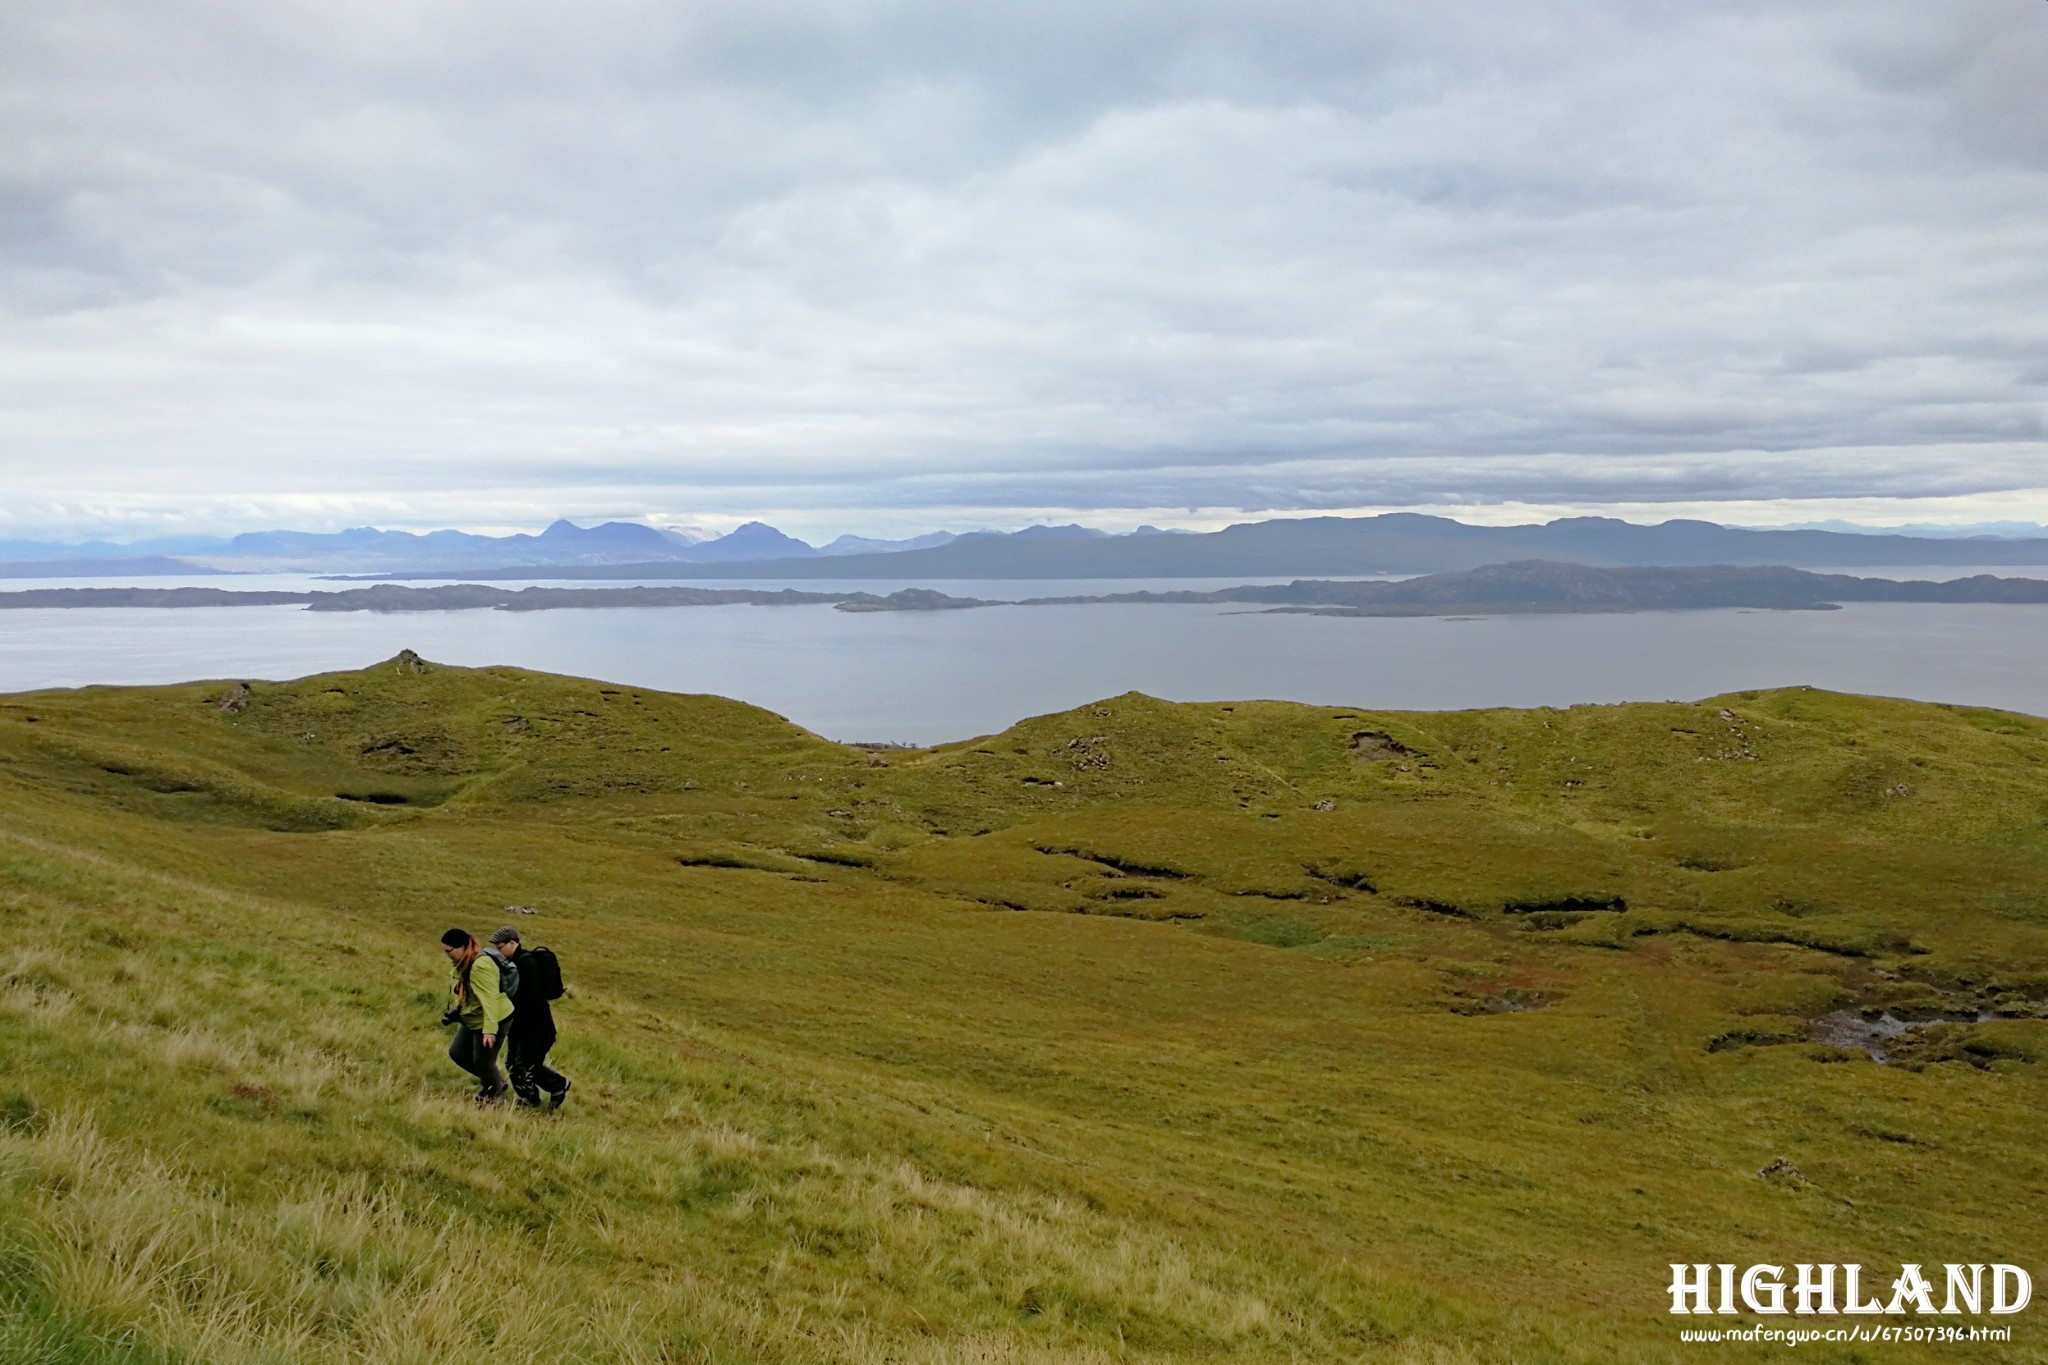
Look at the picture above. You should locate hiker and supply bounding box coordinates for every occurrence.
[488,926,572,1110]
[438,928,514,1104]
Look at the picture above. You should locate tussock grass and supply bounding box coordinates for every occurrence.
[0,660,2044,1361]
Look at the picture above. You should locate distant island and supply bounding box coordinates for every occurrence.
[1025,562,2048,614]
[10,512,2048,580]
[0,585,997,613]
[6,562,2048,617]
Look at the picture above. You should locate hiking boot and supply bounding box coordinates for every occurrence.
[475,1087,507,1107]
[548,1079,570,1111]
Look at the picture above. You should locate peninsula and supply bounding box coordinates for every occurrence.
[6,562,2047,616]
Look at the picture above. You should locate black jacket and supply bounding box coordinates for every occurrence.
[507,946,562,1036]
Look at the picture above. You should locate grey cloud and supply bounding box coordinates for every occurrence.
[1,0,2045,536]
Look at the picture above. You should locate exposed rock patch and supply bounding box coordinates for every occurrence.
[1350,731,1413,762]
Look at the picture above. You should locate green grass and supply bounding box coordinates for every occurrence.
[0,656,2044,1361]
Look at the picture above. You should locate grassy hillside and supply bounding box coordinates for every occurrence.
[1,654,2044,1363]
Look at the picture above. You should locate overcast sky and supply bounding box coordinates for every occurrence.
[3,0,2045,541]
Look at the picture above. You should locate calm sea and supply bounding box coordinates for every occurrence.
[1,568,2042,743]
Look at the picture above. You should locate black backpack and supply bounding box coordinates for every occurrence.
[520,946,565,1002]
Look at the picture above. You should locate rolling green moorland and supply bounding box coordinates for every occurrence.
[2,653,2045,1363]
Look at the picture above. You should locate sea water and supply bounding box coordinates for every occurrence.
[1,568,2042,743]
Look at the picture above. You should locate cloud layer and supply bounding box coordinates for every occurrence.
[3,0,2045,536]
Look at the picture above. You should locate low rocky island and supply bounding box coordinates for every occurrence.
[1028,561,2048,614]
[3,561,2046,616]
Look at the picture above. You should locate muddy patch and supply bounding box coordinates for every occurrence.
[1093,885,1164,901]
[1504,895,1626,915]
[1395,895,1468,918]
[1447,989,1551,1016]
[786,849,874,869]
[1809,1008,1998,1062]
[1033,846,1191,879]
[1305,865,1378,894]
[676,854,754,869]
[355,731,466,774]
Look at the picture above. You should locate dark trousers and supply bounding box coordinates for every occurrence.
[449,1025,506,1097]
[507,1022,567,1105]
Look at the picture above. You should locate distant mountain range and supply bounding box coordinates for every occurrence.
[361,514,2048,581]
[5,513,2048,581]
[0,519,823,573]
[0,519,1186,577]
[0,519,951,576]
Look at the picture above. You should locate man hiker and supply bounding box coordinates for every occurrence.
[488,926,571,1110]
[438,928,514,1104]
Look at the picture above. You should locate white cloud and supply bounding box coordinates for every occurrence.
[1,0,2044,539]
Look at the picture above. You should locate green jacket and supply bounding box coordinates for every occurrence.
[452,951,514,1034]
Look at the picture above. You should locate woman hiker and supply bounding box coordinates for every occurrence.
[439,928,514,1104]
[488,926,571,1110]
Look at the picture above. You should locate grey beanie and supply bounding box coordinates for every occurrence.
[488,926,520,946]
